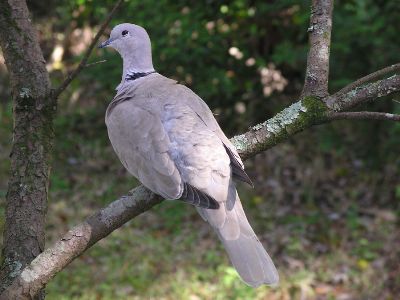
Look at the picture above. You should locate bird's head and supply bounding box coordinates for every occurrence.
[99,23,154,81]
[99,23,151,58]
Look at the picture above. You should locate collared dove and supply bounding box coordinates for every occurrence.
[99,23,279,287]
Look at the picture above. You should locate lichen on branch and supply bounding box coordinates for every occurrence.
[232,96,328,159]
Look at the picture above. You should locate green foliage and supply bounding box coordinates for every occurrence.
[42,0,400,155]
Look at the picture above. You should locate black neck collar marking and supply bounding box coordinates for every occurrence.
[125,70,156,81]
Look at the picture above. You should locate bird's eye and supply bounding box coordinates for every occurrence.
[122,30,129,37]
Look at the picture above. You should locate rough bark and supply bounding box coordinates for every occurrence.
[0,1,55,299]
[302,0,333,98]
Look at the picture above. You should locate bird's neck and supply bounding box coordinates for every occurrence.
[122,52,155,83]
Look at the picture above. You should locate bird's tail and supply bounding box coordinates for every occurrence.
[197,185,279,287]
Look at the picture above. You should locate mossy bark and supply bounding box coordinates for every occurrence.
[231,96,328,160]
[0,1,55,299]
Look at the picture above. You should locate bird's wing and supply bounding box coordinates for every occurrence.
[160,97,229,208]
[106,98,182,200]
[178,85,252,186]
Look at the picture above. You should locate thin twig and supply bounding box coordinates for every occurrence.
[326,111,400,122]
[337,63,400,96]
[52,0,124,99]
[302,0,334,98]
[85,59,107,68]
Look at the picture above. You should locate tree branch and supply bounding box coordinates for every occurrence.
[326,111,400,122]
[302,0,334,98]
[325,74,400,111]
[0,187,163,300]
[52,0,124,99]
[231,99,325,160]
[336,63,400,96]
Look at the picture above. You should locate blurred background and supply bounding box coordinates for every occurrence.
[0,0,399,299]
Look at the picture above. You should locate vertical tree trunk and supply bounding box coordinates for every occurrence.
[0,0,54,298]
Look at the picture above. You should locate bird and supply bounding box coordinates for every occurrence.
[99,23,279,287]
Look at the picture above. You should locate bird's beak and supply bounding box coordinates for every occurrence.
[98,38,114,48]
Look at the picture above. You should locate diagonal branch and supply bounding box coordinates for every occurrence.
[326,111,400,122]
[302,0,334,98]
[52,0,124,99]
[0,187,162,300]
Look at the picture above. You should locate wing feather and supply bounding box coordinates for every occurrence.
[179,85,252,186]
[106,100,182,199]
[178,183,219,209]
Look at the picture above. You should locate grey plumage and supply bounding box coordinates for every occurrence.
[101,23,279,287]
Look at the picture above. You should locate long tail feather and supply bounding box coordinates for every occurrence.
[197,185,279,287]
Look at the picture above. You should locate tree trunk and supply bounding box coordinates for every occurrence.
[0,0,55,298]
